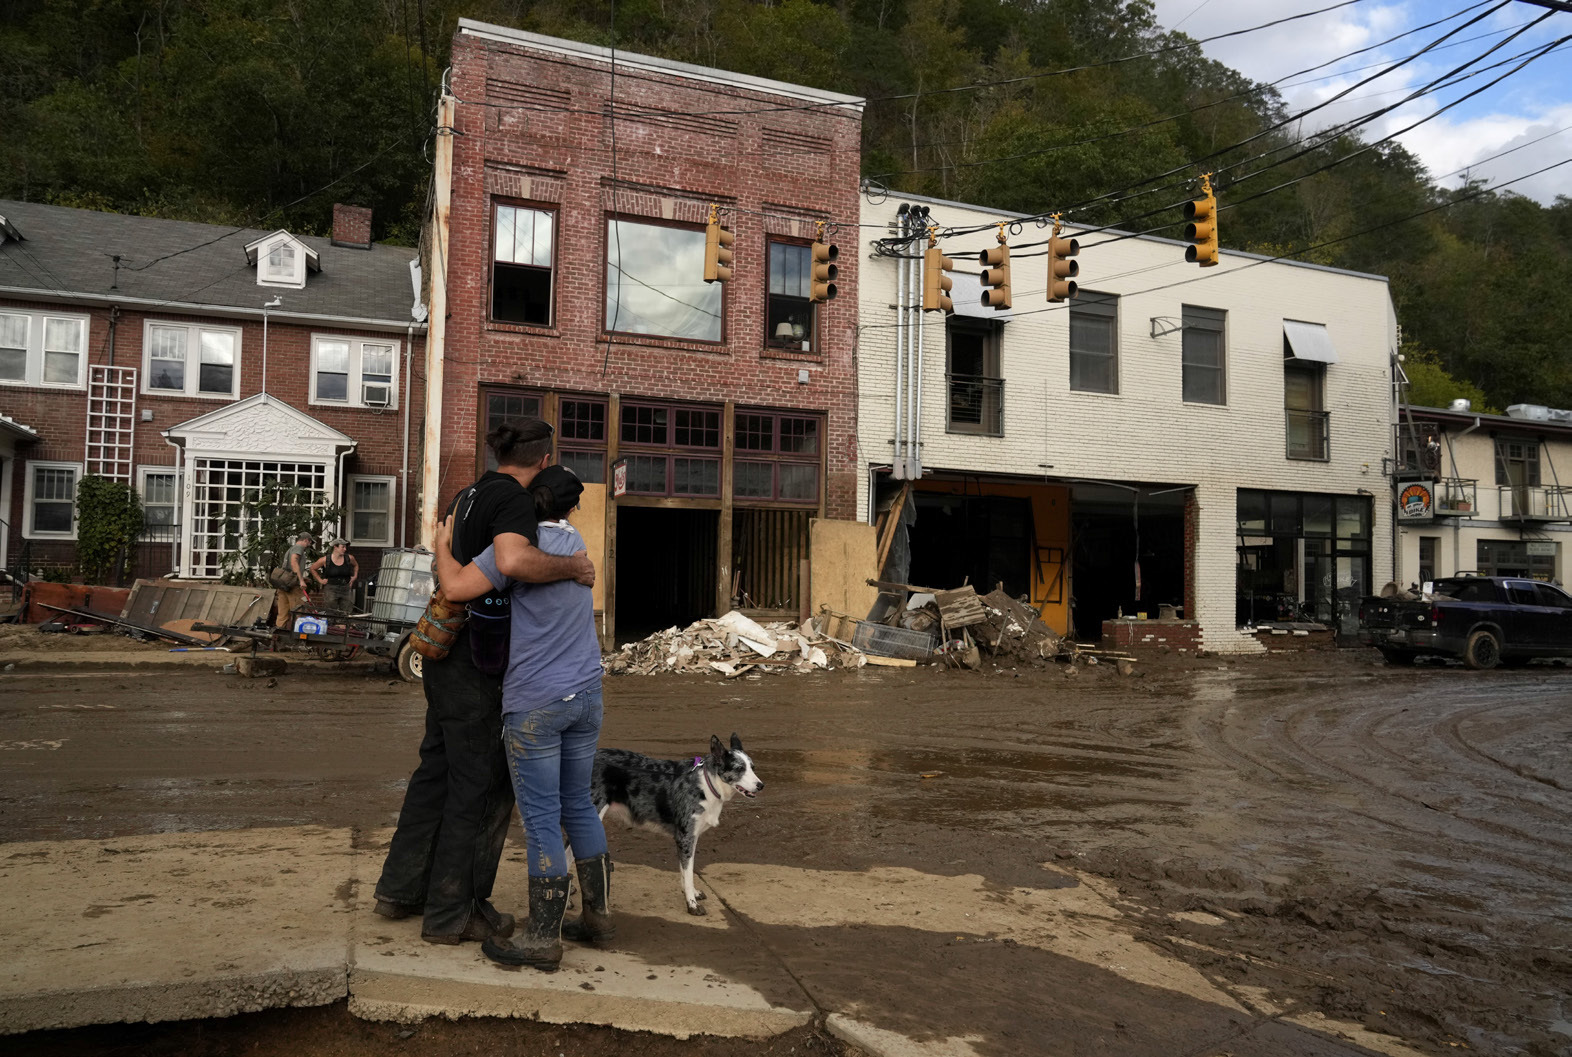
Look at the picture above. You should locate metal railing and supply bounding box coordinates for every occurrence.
[1435,477,1477,516]
[946,374,1004,436]
[1497,485,1572,522]
[1285,409,1330,461]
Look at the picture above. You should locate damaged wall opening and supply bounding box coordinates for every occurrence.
[908,492,1033,598]
[1070,506,1184,640]
[614,507,717,644]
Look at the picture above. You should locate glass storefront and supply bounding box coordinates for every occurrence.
[1238,489,1371,635]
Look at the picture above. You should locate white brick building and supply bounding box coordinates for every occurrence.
[856,193,1397,653]
[1394,404,1572,587]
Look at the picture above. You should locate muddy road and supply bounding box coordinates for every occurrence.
[2,651,1570,1055]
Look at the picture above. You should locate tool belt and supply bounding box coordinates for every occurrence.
[410,589,466,662]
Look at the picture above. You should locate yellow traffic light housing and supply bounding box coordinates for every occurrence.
[979,225,1011,310]
[810,234,838,303]
[704,205,734,283]
[1048,217,1079,302]
[1183,176,1218,268]
[923,231,954,313]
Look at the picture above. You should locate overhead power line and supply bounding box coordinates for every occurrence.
[453,0,1380,121]
[936,0,1518,239]
[861,154,1572,327]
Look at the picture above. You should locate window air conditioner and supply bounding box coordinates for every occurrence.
[363,383,391,407]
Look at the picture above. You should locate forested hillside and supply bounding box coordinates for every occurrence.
[3,0,1569,409]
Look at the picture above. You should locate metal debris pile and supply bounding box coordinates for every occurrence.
[604,610,867,677]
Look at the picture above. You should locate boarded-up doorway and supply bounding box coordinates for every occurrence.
[615,507,717,644]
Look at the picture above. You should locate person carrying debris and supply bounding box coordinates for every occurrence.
[433,465,611,972]
[372,420,595,946]
[309,539,359,615]
[270,532,315,630]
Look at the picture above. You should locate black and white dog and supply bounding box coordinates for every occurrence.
[588,734,763,915]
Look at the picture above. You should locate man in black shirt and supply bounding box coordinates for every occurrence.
[374,418,594,943]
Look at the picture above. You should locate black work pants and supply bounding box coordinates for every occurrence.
[374,625,515,937]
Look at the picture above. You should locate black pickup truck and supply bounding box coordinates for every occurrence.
[1360,576,1572,669]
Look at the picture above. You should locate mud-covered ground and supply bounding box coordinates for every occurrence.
[2,647,1570,1056]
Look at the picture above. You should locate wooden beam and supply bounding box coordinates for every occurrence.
[604,391,620,649]
[718,400,735,616]
[874,482,911,578]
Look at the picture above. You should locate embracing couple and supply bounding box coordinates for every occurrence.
[372,418,613,971]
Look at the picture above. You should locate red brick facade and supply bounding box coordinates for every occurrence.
[1,294,425,581]
[435,28,863,515]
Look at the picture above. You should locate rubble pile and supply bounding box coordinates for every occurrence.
[972,589,1064,664]
[604,610,866,677]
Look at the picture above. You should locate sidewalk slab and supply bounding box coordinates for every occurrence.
[0,827,355,1034]
[349,836,813,1039]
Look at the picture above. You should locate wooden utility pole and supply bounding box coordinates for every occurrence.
[418,93,456,549]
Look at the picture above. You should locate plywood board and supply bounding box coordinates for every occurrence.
[809,519,880,625]
[570,483,607,613]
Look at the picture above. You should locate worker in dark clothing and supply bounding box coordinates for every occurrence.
[373,419,595,944]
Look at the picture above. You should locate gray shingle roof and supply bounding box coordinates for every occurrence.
[0,200,419,326]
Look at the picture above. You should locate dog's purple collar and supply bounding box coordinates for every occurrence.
[694,756,722,799]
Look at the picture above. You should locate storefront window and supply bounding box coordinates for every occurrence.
[1237,489,1371,634]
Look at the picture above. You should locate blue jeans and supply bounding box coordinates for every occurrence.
[502,688,607,877]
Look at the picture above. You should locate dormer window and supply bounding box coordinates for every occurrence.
[244,230,318,289]
[265,242,296,283]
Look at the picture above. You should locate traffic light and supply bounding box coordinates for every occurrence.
[1183,176,1218,268]
[979,227,1011,310]
[923,235,954,313]
[810,238,838,303]
[704,206,734,283]
[1047,221,1079,302]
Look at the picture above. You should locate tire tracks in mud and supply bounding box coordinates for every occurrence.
[1192,672,1572,886]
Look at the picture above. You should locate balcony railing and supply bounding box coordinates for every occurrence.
[1497,484,1572,522]
[1285,409,1330,461]
[947,374,1004,436]
[1434,477,1477,517]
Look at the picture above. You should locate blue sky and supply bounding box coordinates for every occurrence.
[1149,0,1572,203]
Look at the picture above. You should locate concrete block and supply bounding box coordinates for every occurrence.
[348,835,811,1038]
[0,827,355,1034]
[235,655,288,677]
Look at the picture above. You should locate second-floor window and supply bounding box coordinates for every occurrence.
[0,311,86,389]
[1182,305,1226,405]
[144,321,240,399]
[492,203,555,326]
[1069,291,1117,394]
[1284,360,1328,460]
[766,241,815,352]
[946,319,1002,435]
[1496,439,1540,487]
[605,219,723,343]
[311,337,397,409]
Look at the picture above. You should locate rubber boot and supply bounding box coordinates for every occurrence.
[482,875,568,971]
[562,853,617,946]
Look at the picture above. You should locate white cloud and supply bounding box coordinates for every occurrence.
[1147,0,1572,202]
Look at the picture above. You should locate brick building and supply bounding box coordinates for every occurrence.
[0,201,427,585]
[426,21,864,642]
[857,193,1398,652]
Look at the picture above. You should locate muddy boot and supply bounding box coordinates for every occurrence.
[562,853,616,946]
[482,875,568,971]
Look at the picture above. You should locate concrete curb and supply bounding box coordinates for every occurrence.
[348,970,811,1039]
[2,971,346,1036]
[0,828,814,1041]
